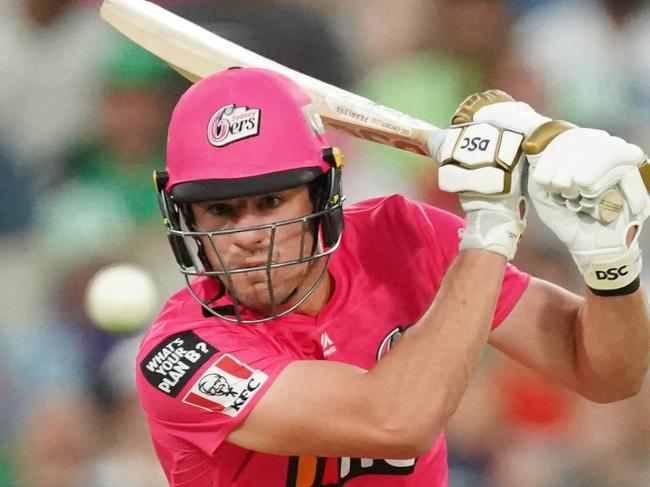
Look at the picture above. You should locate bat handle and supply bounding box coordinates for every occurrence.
[421,128,447,161]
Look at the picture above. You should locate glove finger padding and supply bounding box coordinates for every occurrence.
[436,122,525,198]
[524,122,650,295]
[573,135,645,194]
[524,122,650,222]
[529,178,643,295]
[429,90,537,260]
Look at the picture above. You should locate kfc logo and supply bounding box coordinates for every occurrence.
[183,354,267,416]
[198,374,237,397]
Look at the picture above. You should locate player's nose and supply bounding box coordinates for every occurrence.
[230,219,272,251]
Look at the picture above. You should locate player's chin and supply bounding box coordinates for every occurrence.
[236,285,291,314]
[232,268,304,310]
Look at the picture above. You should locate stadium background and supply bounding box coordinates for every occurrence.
[0,0,648,485]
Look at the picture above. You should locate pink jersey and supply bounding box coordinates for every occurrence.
[136,195,530,486]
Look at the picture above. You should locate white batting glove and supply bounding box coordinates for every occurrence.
[428,90,534,260]
[523,123,650,295]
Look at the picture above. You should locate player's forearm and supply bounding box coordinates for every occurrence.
[574,287,650,402]
[363,249,506,452]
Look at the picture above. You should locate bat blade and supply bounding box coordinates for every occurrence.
[99,0,439,155]
[100,0,642,224]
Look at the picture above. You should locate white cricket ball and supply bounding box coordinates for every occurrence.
[85,264,159,333]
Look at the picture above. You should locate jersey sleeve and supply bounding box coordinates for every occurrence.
[396,195,531,330]
[136,325,293,457]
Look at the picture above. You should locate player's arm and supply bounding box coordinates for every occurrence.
[228,249,506,459]
[489,277,649,402]
[228,92,528,459]
[467,99,650,402]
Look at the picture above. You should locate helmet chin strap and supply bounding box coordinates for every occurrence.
[276,254,321,306]
[241,217,325,314]
[180,191,341,324]
[279,287,298,306]
[188,252,333,324]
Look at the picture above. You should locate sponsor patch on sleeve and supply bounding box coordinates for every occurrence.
[182,354,268,417]
[140,331,218,397]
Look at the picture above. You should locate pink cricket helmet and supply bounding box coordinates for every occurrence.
[165,67,333,202]
[155,67,345,324]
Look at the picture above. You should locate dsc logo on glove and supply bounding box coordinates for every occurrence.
[595,266,629,281]
[460,137,490,152]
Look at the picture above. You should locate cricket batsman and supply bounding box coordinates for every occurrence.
[135,67,650,486]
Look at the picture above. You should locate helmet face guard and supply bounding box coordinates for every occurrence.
[155,164,344,324]
[159,68,345,323]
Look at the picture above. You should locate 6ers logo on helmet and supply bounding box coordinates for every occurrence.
[208,103,261,147]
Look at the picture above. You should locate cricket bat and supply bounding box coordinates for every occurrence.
[99,0,439,157]
[100,0,646,224]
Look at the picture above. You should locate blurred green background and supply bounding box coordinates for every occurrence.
[0,1,648,486]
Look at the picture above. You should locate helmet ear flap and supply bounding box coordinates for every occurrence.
[154,170,195,269]
[320,148,345,247]
[168,232,194,269]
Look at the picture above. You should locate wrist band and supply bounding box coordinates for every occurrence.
[582,249,642,293]
[588,276,641,297]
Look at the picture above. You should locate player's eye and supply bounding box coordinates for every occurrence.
[207,203,234,217]
[259,195,282,210]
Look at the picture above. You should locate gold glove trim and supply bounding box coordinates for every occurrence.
[451,90,514,125]
[639,160,650,193]
[522,120,575,155]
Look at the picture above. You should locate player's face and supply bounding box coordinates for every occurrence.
[191,186,323,313]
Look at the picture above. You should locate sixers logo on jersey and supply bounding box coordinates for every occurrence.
[376,325,408,361]
[286,456,416,486]
[207,103,261,147]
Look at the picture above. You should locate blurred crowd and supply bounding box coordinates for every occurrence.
[0,0,648,486]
